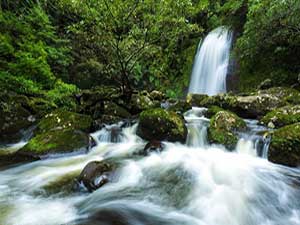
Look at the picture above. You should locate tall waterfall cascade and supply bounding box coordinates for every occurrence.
[188,27,233,95]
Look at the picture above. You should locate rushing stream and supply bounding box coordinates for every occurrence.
[1,108,300,225]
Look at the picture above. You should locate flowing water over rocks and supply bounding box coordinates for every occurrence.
[0,108,300,225]
[188,27,233,95]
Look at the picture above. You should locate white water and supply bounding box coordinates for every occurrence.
[0,110,300,225]
[188,27,233,95]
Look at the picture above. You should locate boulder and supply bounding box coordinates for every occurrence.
[137,108,187,143]
[77,160,118,192]
[260,105,300,128]
[205,106,224,118]
[17,129,94,158]
[208,110,247,150]
[103,101,131,118]
[167,99,192,114]
[268,123,300,167]
[139,140,165,156]
[129,91,158,114]
[149,90,166,101]
[36,109,93,134]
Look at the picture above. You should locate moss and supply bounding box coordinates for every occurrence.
[208,110,246,150]
[167,99,192,114]
[137,108,187,143]
[80,86,121,106]
[268,123,300,167]
[129,91,157,114]
[28,97,57,116]
[103,101,131,118]
[18,129,90,156]
[36,109,92,134]
[261,105,300,128]
[205,105,224,118]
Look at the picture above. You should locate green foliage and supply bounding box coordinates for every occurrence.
[236,0,300,91]
[45,80,78,109]
[0,5,72,93]
[59,0,203,94]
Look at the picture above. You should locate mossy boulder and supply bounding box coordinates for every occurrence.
[186,93,209,106]
[36,109,93,134]
[167,99,192,114]
[205,106,224,118]
[129,91,158,114]
[17,129,93,158]
[103,101,131,118]
[149,90,166,101]
[261,105,300,128]
[191,87,300,119]
[137,108,187,143]
[208,110,247,150]
[268,123,300,167]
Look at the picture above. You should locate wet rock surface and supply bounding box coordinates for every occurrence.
[17,129,94,158]
[268,123,300,167]
[260,105,300,128]
[77,160,119,192]
[208,110,247,150]
[137,108,187,143]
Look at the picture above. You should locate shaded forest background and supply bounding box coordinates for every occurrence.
[1,0,299,103]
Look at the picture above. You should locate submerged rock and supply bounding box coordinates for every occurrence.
[208,110,247,150]
[17,129,94,158]
[77,160,118,192]
[260,105,300,128]
[140,140,165,156]
[268,123,300,167]
[137,108,187,143]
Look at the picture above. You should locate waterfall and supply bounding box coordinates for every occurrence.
[188,27,233,95]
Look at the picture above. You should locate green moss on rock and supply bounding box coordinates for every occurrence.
[18,129,91,157]
[261,105,300,128]
[268,123,300,167]
[36,109,92,134]
[190,87,300,119]
[137,108,187,143]
[208,110,246,150]
[129,91,157,114]
[167,99,192,114]
[205,106,224,118]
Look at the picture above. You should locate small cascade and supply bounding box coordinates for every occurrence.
[184,107,209,147]
[91,122,124,144]
[188,26,233,95]
[236,119,271,158]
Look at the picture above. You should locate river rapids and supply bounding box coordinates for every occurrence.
[0,108,300,225]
